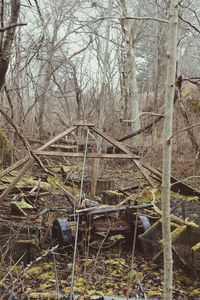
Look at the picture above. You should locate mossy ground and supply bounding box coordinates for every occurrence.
[1,247,199,299]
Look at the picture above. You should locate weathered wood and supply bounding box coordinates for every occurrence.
[0,159,34,201]
[140,162,200,197]
[133,159,157,188]
[1,156,31,178]
[88,128,157,188]
[89,126,137,156]
[1,125,78,178]
[50,144,78,150]
[56,182,77,208]
[0,126,78,200]
[76,203,153,216]
[73,122,95,126]
[35,150,137,159]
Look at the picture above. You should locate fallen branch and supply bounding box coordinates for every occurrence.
[118,115,163,142]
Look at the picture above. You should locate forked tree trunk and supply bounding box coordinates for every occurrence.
[161,1,178,300]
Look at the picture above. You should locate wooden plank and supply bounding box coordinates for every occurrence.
[0,125,78,178]
[0,159,34,201]
[50,145,78,150]
[89,126,139,156]
[73,122,95,126]
[0,126,78,201]
[38,125,78,151]
[76,203,153,215]
[140,162,200,196]
[133,159,157,188]
[1,156,31,178]
[35,150,137,159]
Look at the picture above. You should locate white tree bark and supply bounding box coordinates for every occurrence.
[161,1,178,300]
[119,0,141,136]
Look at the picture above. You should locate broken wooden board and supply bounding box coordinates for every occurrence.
[140,162,200,197]
[139,217,200,274]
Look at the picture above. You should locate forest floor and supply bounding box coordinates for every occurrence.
[0,160,200,299]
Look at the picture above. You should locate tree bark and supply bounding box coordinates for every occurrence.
[119,0,141,136]
[161,1,178,300]
[0,0,21,91]
[91,0,112,196]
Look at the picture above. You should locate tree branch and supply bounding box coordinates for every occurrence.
[122,112,164,123]
[0,22,27,32]
[168,122,200,141]
[118,115,164,142]
[92,16,169,24]
[179,15,200,34]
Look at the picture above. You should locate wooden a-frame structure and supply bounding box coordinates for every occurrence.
[0,123,200,201]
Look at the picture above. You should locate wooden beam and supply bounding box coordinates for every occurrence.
[35,150,138,159]
[91,128,157,188]
[0,126,78,201]
[1,125,78,178]
[133,159,158,188]
[140,161,200,196]
[0,159,34,201]
[73,122,95,126]
[89,126,138,156]
[50,145,78,150]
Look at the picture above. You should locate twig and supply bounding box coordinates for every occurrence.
[127,206,139,299]
[92,16,169,24]
[168,122,200,141]
[179,15,200,34]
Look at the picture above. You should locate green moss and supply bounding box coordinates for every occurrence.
[25,266,42,277]
[12,199,33,209]
[88,290,104,297]
[84,258,94,267]
[185,221,199,228]
[29,292,57,299]
[106,190,124,197]
[38,283,52,291]
[147,290,162,298]
[41,262,54,271]
[17,177,51,189]
[192,242,200,251]
[191,288,200,296]
[171,225,187,241]
[170,191,199,202]
[38,271,55,281]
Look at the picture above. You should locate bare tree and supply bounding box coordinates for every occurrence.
[161,1,179,299]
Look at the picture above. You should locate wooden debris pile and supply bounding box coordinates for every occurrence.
[0,124,200,299]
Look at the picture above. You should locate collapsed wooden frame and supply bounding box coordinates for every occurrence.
[0,122,200,201]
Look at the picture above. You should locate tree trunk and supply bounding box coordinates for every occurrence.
[161,1,178,300]
[0,0,21,91]
[35,38,56,138]
[119,0,141,136]
[91,0,112,196]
